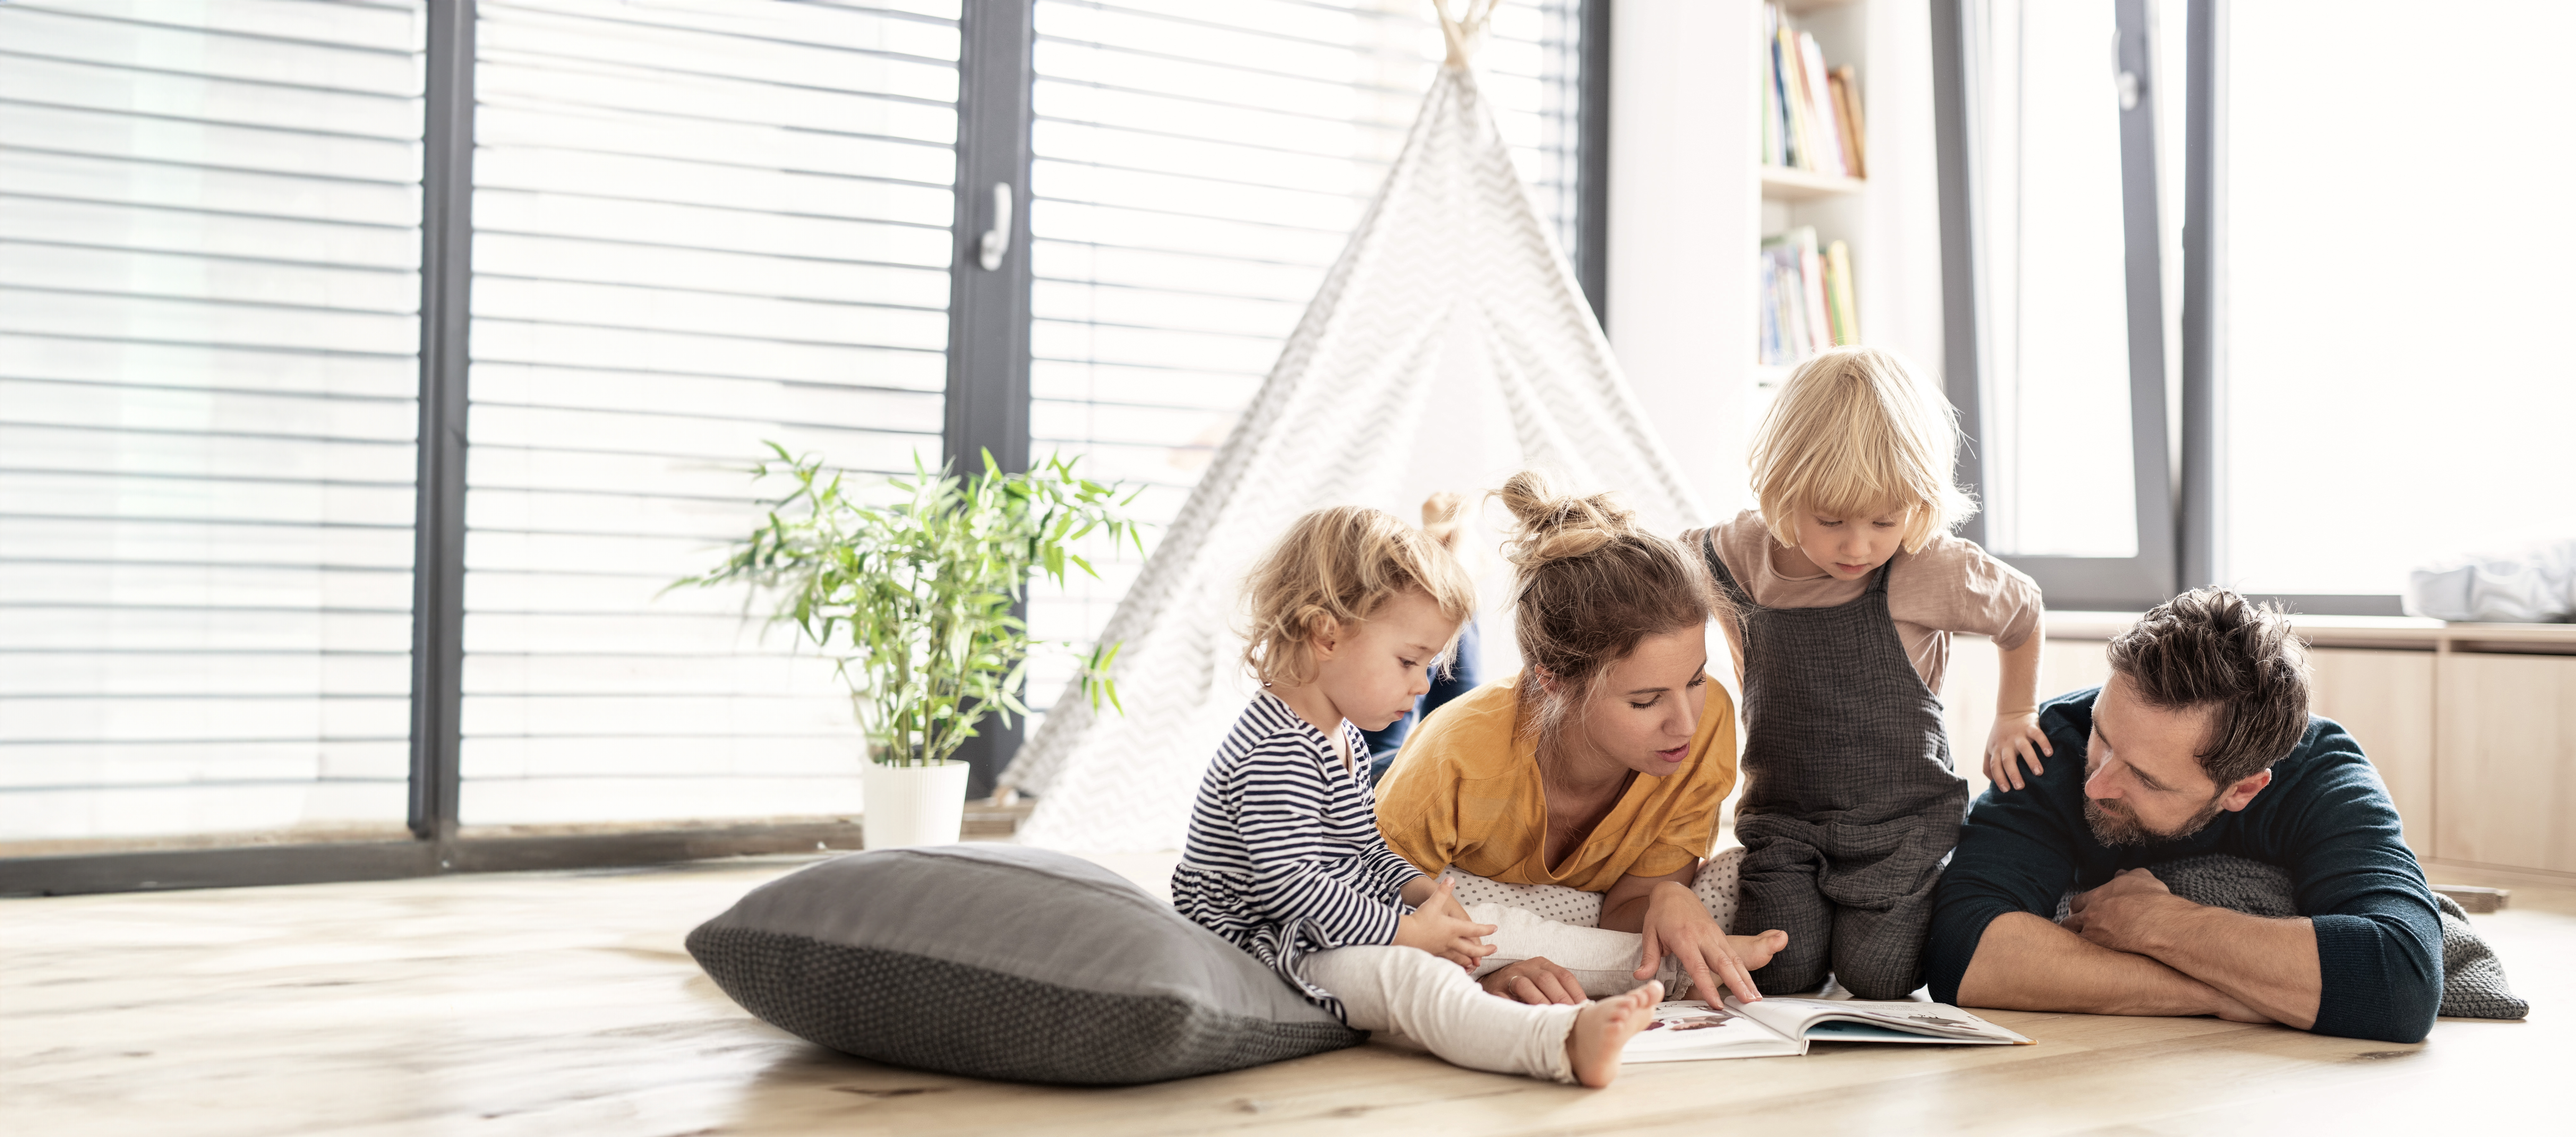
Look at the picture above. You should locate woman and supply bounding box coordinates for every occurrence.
[1375,471,1786,1005]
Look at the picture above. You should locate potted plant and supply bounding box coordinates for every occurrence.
[678,445,1142,849]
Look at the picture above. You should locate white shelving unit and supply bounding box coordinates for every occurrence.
[1608,0,1946,520]
[1753,0,1874,433]
[1758,165,1869,201]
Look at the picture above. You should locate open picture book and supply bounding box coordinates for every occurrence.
[1622,997,2033,1063]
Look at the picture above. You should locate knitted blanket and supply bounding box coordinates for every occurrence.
[2054,854,2527,1020]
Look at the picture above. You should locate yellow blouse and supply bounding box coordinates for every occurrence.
[1373,674,1737,892]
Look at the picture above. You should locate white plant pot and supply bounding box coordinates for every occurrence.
[860,760,971,850]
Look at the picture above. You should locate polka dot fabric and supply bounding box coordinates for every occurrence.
[1437,845,1746,931]
[686,927,1359,1084]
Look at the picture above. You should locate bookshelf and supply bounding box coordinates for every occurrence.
[1607,0,1944,515]
[1758,166,1868,201]
[1756,0,1872,439]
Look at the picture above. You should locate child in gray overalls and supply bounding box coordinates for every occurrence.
[1697,347,2047,999]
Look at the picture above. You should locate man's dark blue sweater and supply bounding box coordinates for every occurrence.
[1926,686,2442,1044]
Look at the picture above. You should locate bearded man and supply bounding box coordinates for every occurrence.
[1926,588,2442,1044]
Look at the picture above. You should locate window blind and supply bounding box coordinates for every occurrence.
[1019,0,1586,728]
[0,0,427,850]
[458,0,958,827]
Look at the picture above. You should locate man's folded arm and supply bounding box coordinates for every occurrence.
[1925,774,2084,1006]
[2278,730,2443,1044]
[1956,910,2248,1017]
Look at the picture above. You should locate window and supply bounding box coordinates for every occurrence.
[2215,0,2576,601]
[1937,0,2176,608]
[1970,0,2135,559]
[0,0,426,850]
[1019,0,1588,728]
[459,0,959,827]
[0,0,1600,886]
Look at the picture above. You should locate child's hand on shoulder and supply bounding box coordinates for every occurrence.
[1395,878,1496,970]
[1983,709,2053,791]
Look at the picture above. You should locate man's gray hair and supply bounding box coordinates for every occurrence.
[2106,588,2313,786]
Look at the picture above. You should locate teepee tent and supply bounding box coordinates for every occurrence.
[998,1,1703,851]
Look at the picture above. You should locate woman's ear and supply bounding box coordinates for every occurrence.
[1531,665,1558,694]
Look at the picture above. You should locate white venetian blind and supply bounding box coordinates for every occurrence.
[457,0,958,827]
[0,0,427,849]
[1019,0,1585,727]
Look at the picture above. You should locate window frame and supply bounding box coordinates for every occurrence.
[1932,0,2177,612]
[2,0,1611,894]
[1935,0,2401,618]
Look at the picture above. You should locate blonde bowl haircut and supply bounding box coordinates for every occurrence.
[1750,345,1979,555]
[1494,470,1727,749]
[1240,505,1478,688]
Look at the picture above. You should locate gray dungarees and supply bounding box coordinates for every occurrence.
[1703,534,1969,999]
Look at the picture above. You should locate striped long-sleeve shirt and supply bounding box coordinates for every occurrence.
[1171,692,1427,1019]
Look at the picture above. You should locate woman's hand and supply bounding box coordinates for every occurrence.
[1983,709,2053,791]
[1393,878,1496,969]
[1629,880,1771,1004]
[1478,956,1587,1005]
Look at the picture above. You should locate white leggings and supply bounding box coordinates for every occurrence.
[1301,945,1582,1083]
[1299,848,1748,1083]
[1446,845,1747,999]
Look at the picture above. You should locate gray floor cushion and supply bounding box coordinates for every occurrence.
[686,844,1363,1085]
[2053,853,2528,1020]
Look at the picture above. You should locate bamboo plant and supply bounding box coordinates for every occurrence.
[677,445,1143,768]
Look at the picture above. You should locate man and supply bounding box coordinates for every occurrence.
[1926,588,2441,1044]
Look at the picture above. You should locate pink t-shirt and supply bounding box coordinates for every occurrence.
[1688,510,2041,696]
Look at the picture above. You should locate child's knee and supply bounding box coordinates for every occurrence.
[1753,948,1828,996]
[1367,944,1475,991]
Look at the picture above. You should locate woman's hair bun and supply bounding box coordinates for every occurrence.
[1496,469,1636,568]
[1488,469,1723,748]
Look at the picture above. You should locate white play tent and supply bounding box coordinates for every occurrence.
[998,1,1704,851]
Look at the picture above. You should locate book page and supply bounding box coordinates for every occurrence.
[1726,998,2032,1045]
[1619,1000,1806,1064]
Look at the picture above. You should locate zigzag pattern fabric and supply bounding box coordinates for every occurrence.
[999,62,1702,851]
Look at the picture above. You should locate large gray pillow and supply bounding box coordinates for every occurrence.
[686,844,1364,1084]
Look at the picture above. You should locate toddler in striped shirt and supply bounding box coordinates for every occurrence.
[1171,506,1661,1086]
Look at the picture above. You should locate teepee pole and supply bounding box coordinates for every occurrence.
[1433,0,1500,68]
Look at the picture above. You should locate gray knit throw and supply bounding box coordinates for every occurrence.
[2053,853,2528,1020]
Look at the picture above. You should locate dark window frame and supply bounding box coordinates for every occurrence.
[1935,0,2400,617]
[1933,0,2174,611]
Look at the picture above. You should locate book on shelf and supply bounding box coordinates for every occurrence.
[1759,225,1860,366]
[1622,997,2033,1063]
[1762,4,1865,179]
[1830,65,1867,180]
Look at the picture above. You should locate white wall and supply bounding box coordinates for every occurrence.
[1608,0,1947,519]
[1607,0,1763,519]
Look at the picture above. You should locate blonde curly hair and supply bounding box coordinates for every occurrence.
[1241,505,1476,687]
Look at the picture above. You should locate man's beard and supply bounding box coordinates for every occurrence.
[2084,793,2227,846]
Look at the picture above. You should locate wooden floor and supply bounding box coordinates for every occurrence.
[4,850,2565,1136]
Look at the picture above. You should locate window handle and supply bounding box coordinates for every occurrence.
[978,181,1014,271]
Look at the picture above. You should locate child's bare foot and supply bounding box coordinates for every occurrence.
[1729,929,1788,973]
[1565,980,1662,1088]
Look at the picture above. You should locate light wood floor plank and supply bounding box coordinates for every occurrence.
[3,854,2563,1135]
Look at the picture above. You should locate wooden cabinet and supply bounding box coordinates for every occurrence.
[2306,649,2436,854]
[1938,636,2112,802]
[1900,619,2572,876]
[2435,653,2576,873]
